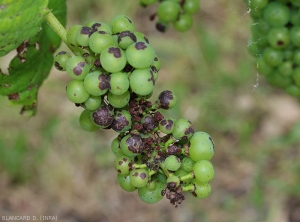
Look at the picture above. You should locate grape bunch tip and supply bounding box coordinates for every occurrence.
[54,14,214,206]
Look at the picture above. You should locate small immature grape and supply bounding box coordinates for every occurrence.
[67,25,81,46]
[188,132,214,162]
[129,68,155,96]
[138,181,165,204]
[84,71,110,96]
[183,0,200,15]
[90,104,114,128]
[54,51,72,71]
[86,21,112,34]
[114,155,132,176]
[130,168,149,188]
[256,57,273,76]
[81,95,102,111]
[249,0,268,10]
[139,0,158,6]
[111,110,132,133]
[159,117,175,134]
[157,1,181,23]
[111,137,125,157]
[100,46,127,73]
[66,56,90,80]
[117,174,137,192]
[263,2,290,27]
[134,32,150,43]
[155,21,169,33]
[164,155,181,171]
[263,47,284,67]
[167,174,180,189]
[66,79,90,103]
[267,27,290,49]
[89,31,114,54]
[173,14,193,32]
[193,160,214,184]
[290,26,300,47]
[79,109,100,132]
[76,26,92,47]
[278,61,293,77]
[107,90,130,108]
[158,90,177,109]
[172,118,194,140]
[120,134,144,157]
[110,15,135,34]
[109,72,130,95]
[126,42,156,69]
[180,157,195,173]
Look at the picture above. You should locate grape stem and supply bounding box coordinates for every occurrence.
[179,172,194,181]
[45,9,85,56]
[181,184,195,192]
[159,163,170,178]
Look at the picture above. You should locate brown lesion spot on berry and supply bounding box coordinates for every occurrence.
[108,47,122,58]
[118,31,137,44]
[140,172,147,180]
[8,93,19,100]
[126,134,144,153]
[80,26,92,36]
[111,112,130,132]
[135,42,147,50]
[185,125,194,136]
[209,136,215,150]
[98,74,111,90]
[55,62,63,71]
[277,40,284,46]
[73,62,85,75]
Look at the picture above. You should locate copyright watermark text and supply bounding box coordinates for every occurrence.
[2,215,57,221]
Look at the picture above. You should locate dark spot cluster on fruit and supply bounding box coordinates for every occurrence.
[91,23,101,32]
[139,172,147,180]
[123,63,134,72]
[163,186,185,207]
[94,58,101,68]
[159,90,173,109]
[98,31,106,34]
[142,115,156,131]
[184,124,194,136]
[166,145,181,155]
[135,42,147,50]
[8,93,20,101]
[73,62,85,75]
[118,31,137,43]
[54,62,63,71]
[111,112,130,132]
[108,47,122,58]
[92,105,114,127]
[156,22,167,33]
[98,74,111,90]
[80,26,92,36]
[126,134,144,153]
[148,70,156,85]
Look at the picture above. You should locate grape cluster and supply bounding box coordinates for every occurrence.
[139,0,200,32]
[54,15,214,206]
[247,0,300,98]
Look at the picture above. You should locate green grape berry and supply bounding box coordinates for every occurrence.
[172,118,194,140]
[126,42,156,69]
[110,15,135,34]
[67,25,81,46]
[173,14,193,32]
[54,51,72,71]
[83,71,110,96]
[164,155,181,171]
[76,26,92,47]
[79,109,100,132]
[100,46,127,73]
[66,56,90,80]
[129,168,149,188]
[118,31,137,50]
[89,31,114,54]
[157,1,181,23]
[180,157,195,173]
[129,68,155,96]
[109,72,130,95]
[263,2,290,27]
[183,0,200,15]
[267,27,290,49]
[117,174,137,192]
[159,117,175,134]
[66,79,90,103]
[188,132,215,162]
[167,174,180,189]
[191,180,211,199]
[115,155,133,176]
[138,181,165,204]
[107,90,130,108]
[193,160,214,184]
[111,137,125,157]
[80,95,102,111]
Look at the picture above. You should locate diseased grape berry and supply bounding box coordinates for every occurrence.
[158,90,177,109]
[54,51,72,71]
[90,104,114,128]
[55,15,215,206]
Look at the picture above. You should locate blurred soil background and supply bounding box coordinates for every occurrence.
[1,0,300,222]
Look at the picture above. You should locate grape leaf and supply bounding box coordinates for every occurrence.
[0,0,67,115]
[0,0,49,56]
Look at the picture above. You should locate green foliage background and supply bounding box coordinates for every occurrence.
[0,0,300,221]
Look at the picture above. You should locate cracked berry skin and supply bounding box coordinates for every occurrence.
[172,118,194,140]
[90,104,114,128]
[158,90,177,110]
[120,134,144,157]
[111,110,132,133]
